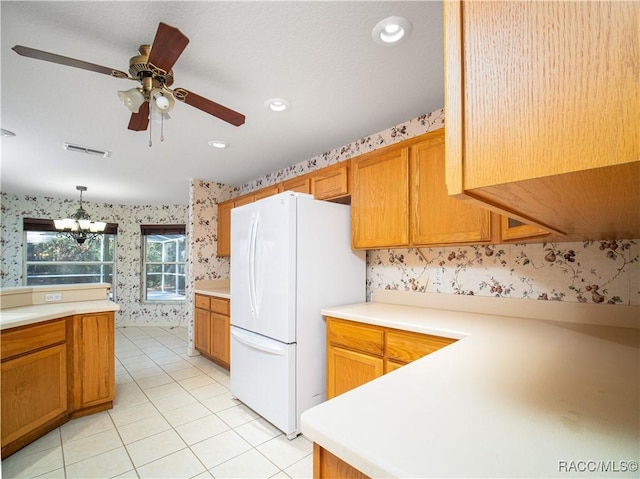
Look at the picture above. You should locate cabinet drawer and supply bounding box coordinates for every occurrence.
[327,318,383,356]
[194,294,210,310]
[385,330,456,363]
[1,319,67,361]
[210,298,230,315]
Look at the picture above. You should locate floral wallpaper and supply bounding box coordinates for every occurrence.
[368,241,639,306]
[0,193,190,325]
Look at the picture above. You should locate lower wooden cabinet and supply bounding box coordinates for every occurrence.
[194,294,230,369]
[69,312,115,416]
[326,317,456,399]
[1,311,115,458]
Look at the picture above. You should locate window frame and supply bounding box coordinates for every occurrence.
[23,218,118,299]
[141,224,186,303]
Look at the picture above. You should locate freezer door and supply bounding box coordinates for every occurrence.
[231,193,297,343]
[230,326,297,437]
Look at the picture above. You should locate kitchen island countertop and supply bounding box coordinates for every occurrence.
[1,300,119,330]
[301,295,640,478]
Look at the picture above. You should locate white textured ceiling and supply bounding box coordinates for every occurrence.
[1,1,443,205]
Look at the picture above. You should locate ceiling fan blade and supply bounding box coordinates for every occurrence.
[128,102,150,131]
[173,88,245,127]
[147,23,189,74]
[12,45,130,79]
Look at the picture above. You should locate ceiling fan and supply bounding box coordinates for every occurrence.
[12,22,246,132]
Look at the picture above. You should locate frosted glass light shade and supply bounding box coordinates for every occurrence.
[117,88,145,113]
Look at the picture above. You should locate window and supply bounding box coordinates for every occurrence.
[24,218,117,298]
[141,225,186,302]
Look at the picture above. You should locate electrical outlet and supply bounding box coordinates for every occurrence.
[45,293,63,302]
[433,268,443,286]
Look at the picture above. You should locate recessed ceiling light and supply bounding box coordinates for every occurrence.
[372,16,413,46]
[208,140,229,149]
[1,129,16,137]
[264,98,291,112]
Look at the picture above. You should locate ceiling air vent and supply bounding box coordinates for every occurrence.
[63,142,110,158]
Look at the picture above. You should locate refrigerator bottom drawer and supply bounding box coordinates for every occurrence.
[230,326,297,437]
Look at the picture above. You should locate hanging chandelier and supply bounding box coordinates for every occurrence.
[54,186,107,244]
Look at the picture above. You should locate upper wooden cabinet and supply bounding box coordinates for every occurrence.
[352,129,504,249]
[216,200,233,257]
[311,163,349,201]
[444,0,640,240]
[282,176,311,194]
[253,184,282,201]
[411,129,493,245]
[351,145,410,249]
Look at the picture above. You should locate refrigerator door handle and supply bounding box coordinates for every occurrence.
[231,328,286,356]
[248,213,258,319]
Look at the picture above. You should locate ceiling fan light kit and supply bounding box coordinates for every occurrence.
[12,21,246,145]
[117,88,146,113]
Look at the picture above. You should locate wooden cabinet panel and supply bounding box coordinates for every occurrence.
[385,330,457,363]
[411,131,492,245]
[314,443,371,479]
[254,184,282,201]
[326,317,457,399]
[216,200,233,257]
[194,307,211,353]
[311,164,349,200]
[326,318,383,356]
[327,346,383,400]
[500,217,550,242]
[234,194,254,207]
[445,0,640,239]
[194,294,210,310]
[71,312,115,413]
[351,147,410,249]
[1,344,67,449]
[194,295,230,369]
[211,312,230,365]
[210,297,230,315]
[283,176,311,194]
[1,319,66,360]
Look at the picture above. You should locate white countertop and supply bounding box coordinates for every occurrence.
[194,287,230,299]
[1,300,119,330]
[301,300,640,478]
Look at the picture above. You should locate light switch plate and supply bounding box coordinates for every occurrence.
[45,293,63,302]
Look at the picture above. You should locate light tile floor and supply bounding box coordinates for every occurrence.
[2,326,313,479]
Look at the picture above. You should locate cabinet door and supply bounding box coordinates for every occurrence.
[1,344,67,448]
[411,131,492,245]
[311,164,349,200]
[500,217,550,242]
[351,147,410,249]
[73,313,115,410]
[210,312,230,366]
[254,185,281,201]
[234,195,254,207]
[327,346,383,399]
[216,200,233,257]
[194,307,211,354]
[283,176,311,194]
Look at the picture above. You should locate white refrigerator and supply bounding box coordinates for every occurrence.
[230,191,365,439]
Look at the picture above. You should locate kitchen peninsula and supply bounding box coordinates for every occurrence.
[0,283,118,458]
[302,291,640,478]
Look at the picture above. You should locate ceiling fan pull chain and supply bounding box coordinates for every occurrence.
[148,109,153,147]
[160,114,165,142]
